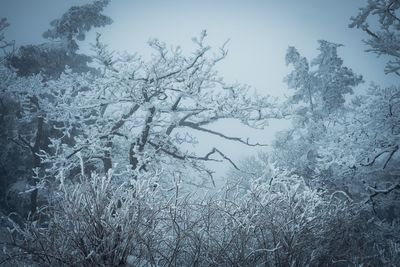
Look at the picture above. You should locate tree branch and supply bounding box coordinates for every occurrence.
[8,137,31,151]
[180,121,268,147]
[360,144,399,169]
[148,141,239,171]
[366,183,400,202]
[383,144,399,169]
[363,27,379,39]
[148,140,220,163]
[18,135,34,152]
[99,104,140,139]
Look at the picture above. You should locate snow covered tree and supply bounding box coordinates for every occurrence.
[311,40,363,115]
[0,64,52,215]
[0,19,17,208]
[0,18,14,61]
[42,0,112,52]
[9,0,111,78]
[1,1,113,214]
[273,41,362,182]
[285,40,362,119]
[345,0,400,212]
[0,20,50,215]
[284,46,315,114]
[349,0,400,76]
[8,43,93,78]
[41,31,280,188]
[314,84,400,208]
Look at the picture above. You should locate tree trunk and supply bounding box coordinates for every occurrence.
[129,107,155,174]
[30,115,44,215]
[103,140,113,174]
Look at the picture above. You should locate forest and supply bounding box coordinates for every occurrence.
[0,0,399,266]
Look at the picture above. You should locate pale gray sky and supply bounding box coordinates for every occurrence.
[1,0,396,90]
[1,0,397,181]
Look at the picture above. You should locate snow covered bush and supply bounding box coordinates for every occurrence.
[3,171,399,266]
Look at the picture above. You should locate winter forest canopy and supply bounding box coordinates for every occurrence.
[0,0,400,266]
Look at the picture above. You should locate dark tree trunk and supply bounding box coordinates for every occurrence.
[129,106,155,174]
[103,140,113,173]
[30,115,44,215]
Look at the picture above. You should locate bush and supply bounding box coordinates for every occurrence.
[2,173,399,266]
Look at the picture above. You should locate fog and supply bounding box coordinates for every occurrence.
[1,1,397,178]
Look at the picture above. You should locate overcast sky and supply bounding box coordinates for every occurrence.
[1,0,397,181]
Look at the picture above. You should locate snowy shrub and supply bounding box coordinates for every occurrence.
[2,173,399,266]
